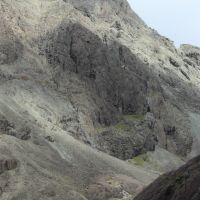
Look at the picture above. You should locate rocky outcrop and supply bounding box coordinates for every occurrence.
[38,19,194,158]
[0,18,23,65]
[135,156,200,200]
[94,115,158,160]
[39,22,150,116]
[0,115,31,140]
[181,44,200,66]
[0,159,18,174]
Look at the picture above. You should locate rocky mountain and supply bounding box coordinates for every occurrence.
[135,155,200,200]
[0,0,200,199]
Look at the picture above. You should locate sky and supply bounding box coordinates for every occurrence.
[127,0,200,47]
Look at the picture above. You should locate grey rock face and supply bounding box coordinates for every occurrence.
[38,20,194,158]
[40,22,150,115]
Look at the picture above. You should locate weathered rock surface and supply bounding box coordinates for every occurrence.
[0,0,200,199]
[135,155,200,200]
[0,159,17,174]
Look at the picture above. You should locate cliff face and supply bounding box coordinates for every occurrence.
[0,0,200,199]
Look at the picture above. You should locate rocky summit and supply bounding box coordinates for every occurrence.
[0,0,200,199]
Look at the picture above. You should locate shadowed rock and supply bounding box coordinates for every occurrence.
[135,156,200,200]
[0,159,18,174]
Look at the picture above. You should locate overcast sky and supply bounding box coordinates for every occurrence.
[127,0,200,47]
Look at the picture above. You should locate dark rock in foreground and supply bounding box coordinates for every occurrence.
[135,156,200,200]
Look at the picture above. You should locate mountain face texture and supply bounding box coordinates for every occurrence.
[0,0,200,199]
[135,155,200,200]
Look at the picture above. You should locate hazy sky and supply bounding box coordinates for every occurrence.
[127,0,200,47]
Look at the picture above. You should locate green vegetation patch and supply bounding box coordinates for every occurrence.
[124,114,145,121]
[96,114,145,133]
[50,194,56,200]
[96,126,110,133]
[96,122,130,134]
[128,154,148,166]
[129,154,161,171]
[114,122,129,131]
[108,198,120,200]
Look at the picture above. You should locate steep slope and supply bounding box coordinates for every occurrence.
[135,155,200,200]
[0,0,200,199]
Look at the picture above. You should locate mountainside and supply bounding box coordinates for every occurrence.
[0,0,200,199]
